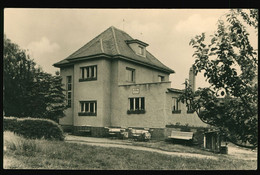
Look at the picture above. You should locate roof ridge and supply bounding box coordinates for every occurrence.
[66,27,112,59]
[111,26,120,54]
[69,39,100,59]
[113,26,134,40]
[100,38,104,53]
[54,26,175,73]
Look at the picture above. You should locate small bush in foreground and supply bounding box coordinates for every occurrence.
[4,131,39,153]
[4,117,64,141]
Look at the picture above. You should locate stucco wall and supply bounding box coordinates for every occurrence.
[59,66,74,126]
[72,58,111,127]
[117,60,170,85]
[59,57,205,130]
[165,92,208,127]
[110,59,172,128]
[110,82,171,128]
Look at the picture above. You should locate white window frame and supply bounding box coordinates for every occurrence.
[126,67,135,82]
[79,101,97,116]
[138,45,144,55]
[80,65,97,80]
[66,76,72,108]
[172,97,181,112]
[128,97,145,111]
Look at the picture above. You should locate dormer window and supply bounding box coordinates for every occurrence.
[138,46,144,56]
[126,39,149,57]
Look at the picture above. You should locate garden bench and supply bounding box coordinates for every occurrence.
[168,131,193,140]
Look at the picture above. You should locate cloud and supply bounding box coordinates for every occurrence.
[175,14,219,35]
[26,37,60,56]
[122,21,163,44]
[26,37,60,74]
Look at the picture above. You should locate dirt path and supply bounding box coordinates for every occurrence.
[65,135,219,160]
[65,135,257,161]
[222,144,257,160]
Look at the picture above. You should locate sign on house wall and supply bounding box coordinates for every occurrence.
[132,88,140,94]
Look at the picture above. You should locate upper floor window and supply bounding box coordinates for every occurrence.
[126,67,135,82]
[66,76,72,108]
[78,101,97,116]
[138,46,144,55]
[158,75,165,82]
[172,97,181,114]
[127,97,145,114]
[79,65,97,82]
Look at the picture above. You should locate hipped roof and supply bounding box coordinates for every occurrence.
[54,26,175,73]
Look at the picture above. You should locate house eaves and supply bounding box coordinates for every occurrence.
[54,53,174,74]
[114,55,175,74]
[167,88,184,93]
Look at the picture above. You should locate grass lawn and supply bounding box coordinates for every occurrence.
[131,139,217,156]
[3,131,257,170]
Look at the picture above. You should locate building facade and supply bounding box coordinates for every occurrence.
[54,26,208,140]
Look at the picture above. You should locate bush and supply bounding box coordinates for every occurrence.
[3,117,18,132]
[3,117,64,141]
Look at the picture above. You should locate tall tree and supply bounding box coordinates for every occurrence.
[3,35,36,117]
[29,71,67,122]
[179,9,258,147]
[3,35,67,122]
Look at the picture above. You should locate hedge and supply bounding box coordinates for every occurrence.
[3,117,64,141]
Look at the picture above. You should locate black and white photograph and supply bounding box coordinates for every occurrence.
[3,8,258,170]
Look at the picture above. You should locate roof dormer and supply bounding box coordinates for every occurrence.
[126,39,149,57]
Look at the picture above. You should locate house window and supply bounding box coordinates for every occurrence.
[127,97,145,114]
[172,97,181,113]
[78,101,97,116]
[138,46,144,55]
[126,67,135,82]
[66,76,72,108]
[79,65,97,82]
[158,75,165,82]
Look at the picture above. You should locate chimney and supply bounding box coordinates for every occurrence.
[189,66,196,92]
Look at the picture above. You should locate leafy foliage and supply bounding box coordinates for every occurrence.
[3,35,67,122]
[179,9,258,147]
[3,35,37,117]
[3,117,65,141]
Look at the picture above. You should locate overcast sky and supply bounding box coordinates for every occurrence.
[4,9,257,89]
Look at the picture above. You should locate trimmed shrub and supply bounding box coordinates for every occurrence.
[3,117,19,132]
[3,117,64,141]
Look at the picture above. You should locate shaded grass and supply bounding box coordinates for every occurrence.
[4,131,257,170]
[131,139,216,156]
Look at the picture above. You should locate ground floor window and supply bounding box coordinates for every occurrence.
[172,97,181,113]
[78,101,97,116]
[127,97,145,114]
[187,103,194,113]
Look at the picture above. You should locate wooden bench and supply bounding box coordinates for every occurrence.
[168,131,193,140]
